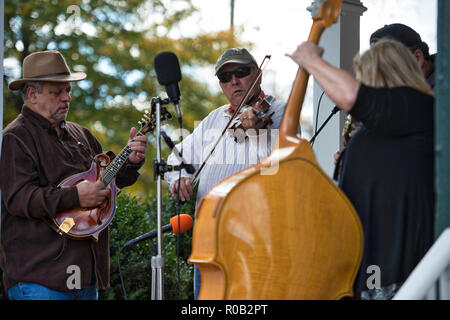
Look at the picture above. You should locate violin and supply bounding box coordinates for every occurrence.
[229,90,274,143]
[192,56,272,183]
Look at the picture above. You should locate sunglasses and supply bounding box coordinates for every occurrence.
[217,66,255,83]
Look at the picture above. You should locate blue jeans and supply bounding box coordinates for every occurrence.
[194,265,201,300]
[8,282,98,300]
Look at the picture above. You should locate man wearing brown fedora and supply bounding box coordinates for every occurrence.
[0,50,148,299]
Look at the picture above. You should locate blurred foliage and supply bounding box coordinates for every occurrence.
[3,0,246,197]
[102,191,196,300]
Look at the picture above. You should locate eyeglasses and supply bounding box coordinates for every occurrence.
[217,66,255,83]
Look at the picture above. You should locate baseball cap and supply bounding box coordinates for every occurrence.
[370,23,423,50]
[214,48,258,75]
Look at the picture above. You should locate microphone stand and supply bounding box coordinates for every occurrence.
[309,106,340,145]
[150,96,170,300]
[150,96,192,300]
[160,130,196,174]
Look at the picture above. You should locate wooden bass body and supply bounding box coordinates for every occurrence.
[189,139,363,299]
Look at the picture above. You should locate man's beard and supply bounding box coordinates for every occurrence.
[52,104,69,121]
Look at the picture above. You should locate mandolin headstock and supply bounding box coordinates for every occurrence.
[138,108,173,135]
[307,0,343,27]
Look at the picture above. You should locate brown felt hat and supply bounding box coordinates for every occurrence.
[8,50,86,90]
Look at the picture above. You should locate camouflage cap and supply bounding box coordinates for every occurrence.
[214,48,258,75]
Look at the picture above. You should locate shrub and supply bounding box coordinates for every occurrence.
[102,191,195,300]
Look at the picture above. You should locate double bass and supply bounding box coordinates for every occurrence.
[188,0,363,299]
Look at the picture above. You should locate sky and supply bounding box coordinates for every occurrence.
[182,0,438,134]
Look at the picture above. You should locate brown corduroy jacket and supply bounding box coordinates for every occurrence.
[0,105,143,293]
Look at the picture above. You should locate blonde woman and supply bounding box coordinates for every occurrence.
[287,40,434,299]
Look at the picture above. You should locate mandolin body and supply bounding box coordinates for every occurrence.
[52,108,170,241]
[53,154,119,241]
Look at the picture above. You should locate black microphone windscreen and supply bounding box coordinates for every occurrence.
[154,51,182,85]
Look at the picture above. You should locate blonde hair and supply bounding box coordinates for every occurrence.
[343,39,433,144]
[353,39,434,96]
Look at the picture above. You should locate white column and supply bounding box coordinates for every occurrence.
[311,0,366,178]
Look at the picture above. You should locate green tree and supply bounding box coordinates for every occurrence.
[3,0,244,197]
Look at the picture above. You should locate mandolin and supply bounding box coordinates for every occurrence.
[53,108,172,241]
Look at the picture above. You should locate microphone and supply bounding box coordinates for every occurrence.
[161,130,196,174]
[121,214,193,248]
[309,105,341,145]
[154,51,182,120]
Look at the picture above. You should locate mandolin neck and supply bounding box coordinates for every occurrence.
[101,132,143,186]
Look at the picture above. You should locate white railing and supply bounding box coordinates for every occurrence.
[393,227,450,300]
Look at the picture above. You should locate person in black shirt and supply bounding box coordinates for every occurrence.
[334,23,435,167]
[287,39,434,299]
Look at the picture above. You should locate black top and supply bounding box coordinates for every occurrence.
[338,84,435,296]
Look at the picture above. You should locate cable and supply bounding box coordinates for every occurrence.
[313,91,326,142]
[310,91,325,147]
[117,245,128,300]
[175,116,184,300]
[118,117,186,301]
[309,106,340,144]
[119,239,161,300]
